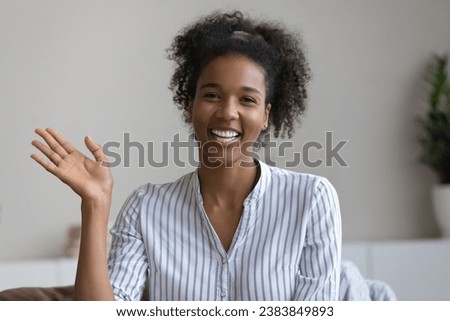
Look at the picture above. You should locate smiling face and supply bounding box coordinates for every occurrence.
[190,54,271,168]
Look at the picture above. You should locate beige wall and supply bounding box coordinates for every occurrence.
[0,0,449,260]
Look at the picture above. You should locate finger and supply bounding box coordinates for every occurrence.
[45,128,77,154]
[31,153,60,175]
[84,136,106,162]
[34,128,69,158]
[31,140,63,165]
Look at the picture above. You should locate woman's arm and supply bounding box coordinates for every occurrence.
[294,177,342,301]
[74,197,114,300]
[31,128,115,300]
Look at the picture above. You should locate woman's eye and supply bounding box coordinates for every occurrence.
[242,96,257,104]
[204,92,220,100]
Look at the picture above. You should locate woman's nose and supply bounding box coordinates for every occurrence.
[217,98,239,120]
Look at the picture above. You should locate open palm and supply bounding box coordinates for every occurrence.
[31,128,113,201]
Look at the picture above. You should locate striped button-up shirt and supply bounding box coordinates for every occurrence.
[108,160,341,300]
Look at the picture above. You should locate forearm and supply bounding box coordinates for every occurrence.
[74,198,115,300]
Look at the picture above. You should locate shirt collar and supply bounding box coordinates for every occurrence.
[192,159,271,205]
[244,158,270,205]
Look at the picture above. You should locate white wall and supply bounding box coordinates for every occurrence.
[0,0,449,261]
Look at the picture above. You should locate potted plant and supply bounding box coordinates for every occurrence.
[420,53,450,237]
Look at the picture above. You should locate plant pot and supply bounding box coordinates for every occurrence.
[432,184,450,238]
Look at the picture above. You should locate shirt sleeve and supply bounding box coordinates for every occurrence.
[108,187,149,301]
[294,177,342,300]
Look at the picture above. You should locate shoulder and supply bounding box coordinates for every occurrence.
[122,171,196,210]
[260,162,340,211]
[135,171,195,197]
[265,162,337,194]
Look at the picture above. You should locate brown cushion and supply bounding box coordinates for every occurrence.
[0,285,74,301]
[0,285,148,301]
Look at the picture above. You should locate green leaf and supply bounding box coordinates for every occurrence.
[420,53,450,183]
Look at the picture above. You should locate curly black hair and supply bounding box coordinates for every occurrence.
[167,10,310,138]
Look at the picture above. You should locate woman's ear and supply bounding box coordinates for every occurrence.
[263,103,271,129]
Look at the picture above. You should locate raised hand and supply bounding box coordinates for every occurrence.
[32,128,116,300]
[31,128,114,203]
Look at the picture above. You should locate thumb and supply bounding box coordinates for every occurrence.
[84,136,105,162]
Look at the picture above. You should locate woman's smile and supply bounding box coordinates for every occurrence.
[209,128,241,143]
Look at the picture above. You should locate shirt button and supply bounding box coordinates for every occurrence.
[220,291,226,298]
[222,258,227,264]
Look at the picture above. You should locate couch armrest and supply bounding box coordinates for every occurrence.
[0,285,74,301]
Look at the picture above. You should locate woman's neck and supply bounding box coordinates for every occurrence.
[198,159,260,207]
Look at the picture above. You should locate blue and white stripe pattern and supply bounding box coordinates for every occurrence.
[108,160,341,300]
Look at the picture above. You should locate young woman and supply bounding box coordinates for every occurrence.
[31,11,341,301]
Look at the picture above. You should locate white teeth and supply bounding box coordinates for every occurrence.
[211,129,240,138]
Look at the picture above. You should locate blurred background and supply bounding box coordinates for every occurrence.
[0,0,449,300]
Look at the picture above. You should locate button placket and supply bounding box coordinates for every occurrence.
[218,255,229,300]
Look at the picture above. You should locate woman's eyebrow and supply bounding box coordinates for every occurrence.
[242,86,262,95]
[200,83,262,94]
[199,83,220,89]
